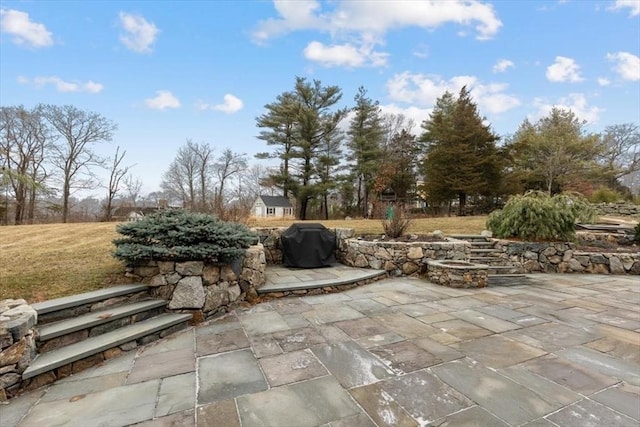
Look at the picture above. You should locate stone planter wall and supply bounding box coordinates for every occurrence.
[126,244,266,320]
[337,238,470,276]
[593,202,640,217]
[577,231,636,247]
[426,260,488,288]
[494,240,640,274]
[0,300,38,400]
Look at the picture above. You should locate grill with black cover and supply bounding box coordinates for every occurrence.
[281,223,336,268]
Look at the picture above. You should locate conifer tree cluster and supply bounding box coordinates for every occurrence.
[112,210,257,264]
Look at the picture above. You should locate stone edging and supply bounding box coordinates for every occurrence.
[0,300,38,401]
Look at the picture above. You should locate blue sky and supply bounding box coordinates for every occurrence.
[1,0,639,195]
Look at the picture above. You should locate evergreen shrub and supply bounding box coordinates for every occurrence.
[634,222,640,243]
[486,191,597,241]
[588,186,626,204]
[113,210,257,264]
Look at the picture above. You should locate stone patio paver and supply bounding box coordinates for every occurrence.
[2,272,640,427]
[546,398,638,427]
[197,349,267,404]
[236,376,362,427]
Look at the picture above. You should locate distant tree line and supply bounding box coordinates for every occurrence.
[255,77,640,219]
[2,79,638,224]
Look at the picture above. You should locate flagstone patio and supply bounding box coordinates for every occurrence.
[2,273,638,426]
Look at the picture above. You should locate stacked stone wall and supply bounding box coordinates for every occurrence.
[494,240,640,274]
[593,202,640,217]
[126,244,266,320]
[0,300,37,400]
[337,238,470,276]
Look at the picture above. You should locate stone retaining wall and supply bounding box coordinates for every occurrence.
[593,202,640,217]
[426,260,488,288]
[337,238,470,276]
[494,240,640,274]
[127,244,266,320]
[577,230,636,247]
[0,300,38,400]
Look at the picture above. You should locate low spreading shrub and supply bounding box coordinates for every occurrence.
[112,210,257,264]
[486,191,597,241]
[635,222,640,243]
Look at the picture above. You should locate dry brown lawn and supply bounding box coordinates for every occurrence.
[0,216,488,302]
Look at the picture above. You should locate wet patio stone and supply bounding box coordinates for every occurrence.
[521,354,620,395]
[236,376,361,427]
[311,341,397,388]
[195,328,249,356]
[197,349,267,404]
[547,398,638,427]
[370,341,442,373]
[452,335,546,368]
[259,349,327,387]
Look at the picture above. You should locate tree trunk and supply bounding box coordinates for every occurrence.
[62,182,70,223]
[458,192,467,216]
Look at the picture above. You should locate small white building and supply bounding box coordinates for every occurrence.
[252,195,294,218]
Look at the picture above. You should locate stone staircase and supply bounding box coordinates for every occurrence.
[448,234,523,280]
[23,284,191,383]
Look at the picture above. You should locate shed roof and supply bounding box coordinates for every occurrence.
[258,195,292,208]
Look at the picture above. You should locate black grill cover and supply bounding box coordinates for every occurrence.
[281,223,336,268]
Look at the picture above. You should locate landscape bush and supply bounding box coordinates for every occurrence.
[382,205,413,238]
[588,186,627,204]
[635,222,640,243]
[112,210,257,264]
[486,191,597,241]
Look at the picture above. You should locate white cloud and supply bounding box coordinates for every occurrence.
[531,93,603,124]
[412,44,429,59]
[607,51,640,81]
[386,72,520,114]
[119,12,159,53]
[546,56,584,82]
[303,41,388,67]
[597,77,611,86]
[198,94,244,114]
[18,75,103,93]
[492,59,514,73]
[253,1,501,68]
[379,104,432,133]
[145,90,181,110]
[609,0,640,16]
[0,9,53,48]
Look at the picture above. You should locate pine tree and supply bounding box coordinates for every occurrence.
[347,87,384,217]
[419,87,502,215]
[256,77,347,219]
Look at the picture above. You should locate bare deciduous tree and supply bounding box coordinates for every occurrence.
[161,140,215,211]
[0,106,52,224]
[214,148,247,217]
[122,175,143,207]
[103,146,134,221]
[41,104,117,222]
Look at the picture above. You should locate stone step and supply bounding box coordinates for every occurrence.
[37,299,167,342]
[32,284,149,315]
[448,234,489,241]
[259,269,387,294]
[23,313,192,380]
[470,248,500,254]
[469,241,494,247]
